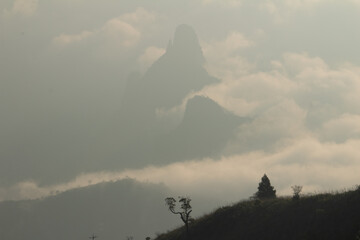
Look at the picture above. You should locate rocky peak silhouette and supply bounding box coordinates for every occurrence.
[121,24,218,132]
[125,25,216,107]
[167,24,205,65]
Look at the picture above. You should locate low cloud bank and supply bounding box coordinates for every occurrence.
[2,136,359,205]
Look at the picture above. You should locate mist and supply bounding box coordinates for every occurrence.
[1,0,360,239]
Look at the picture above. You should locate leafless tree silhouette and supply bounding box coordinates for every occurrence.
[165,196,193,238]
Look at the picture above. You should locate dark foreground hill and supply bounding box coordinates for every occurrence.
[155,187,360,240]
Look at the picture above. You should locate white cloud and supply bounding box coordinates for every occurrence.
[52,8,157,50]
[227,99,309,153]
[119,7,157,27]
[319,114,360,143]
[285,54,360,128]
[197,67,297,117]
[3,137,360,203]
[282,52,328,75]
[179,51,360,170]
[202,31,255,81]
[52,31,94,46]
[102,18,141,47]
[3,0,38,17]
[100,7,157,49]
[197,52,360,128]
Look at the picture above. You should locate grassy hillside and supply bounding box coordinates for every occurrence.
[155,187,360,240]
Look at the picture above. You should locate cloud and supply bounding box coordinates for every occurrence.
[202,31,255,82]
[138,46,166,71]
[197,64,297,117]
[198,52,360,124]
[286,54,360,128]
[101,18,141,48]
[3,137,360,203]
[100,7,157,49]
[319,114,360,143]
[52,31,94,46]
[119,7,157,27]
[259,0,326,22]
[52,8,157,50]
[3,0,38,17]
[227,99,309,153]
[185,51,360,161]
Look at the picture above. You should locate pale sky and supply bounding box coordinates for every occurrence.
[1,0,360,207]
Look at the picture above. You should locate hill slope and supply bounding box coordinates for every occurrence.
[0,179,177,240]
[155,187,360,240]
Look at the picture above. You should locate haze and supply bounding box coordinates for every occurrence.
[1,0,360,239]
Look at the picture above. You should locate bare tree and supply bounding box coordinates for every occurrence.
[291,185,303,200]
[165,196,193,238]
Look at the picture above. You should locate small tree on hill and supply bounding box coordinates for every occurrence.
[165,196,192,238]
[254,174,276,199]
[291,185,303,201]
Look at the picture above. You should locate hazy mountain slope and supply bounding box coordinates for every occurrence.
[121,24,218,121]
[119,24,219,139]
[155,188,360,240]
[0,179,177,240]
[98,25,245,169]
[151,95,249,163]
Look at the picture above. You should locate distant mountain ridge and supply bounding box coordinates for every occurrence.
[0,179,177,240]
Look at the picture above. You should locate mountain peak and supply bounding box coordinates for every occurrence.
[167,24,205,65]
[133,24,217,109]
[173,24,198,46]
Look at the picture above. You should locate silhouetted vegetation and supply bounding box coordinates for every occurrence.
[254,174,276,199]
[292,185,303,201]
[165,196,193,238]
[156,187,360,240]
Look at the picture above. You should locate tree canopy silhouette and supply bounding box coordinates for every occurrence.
[254,174,276,199]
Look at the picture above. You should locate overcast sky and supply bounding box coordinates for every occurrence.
[1,0,360,207]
